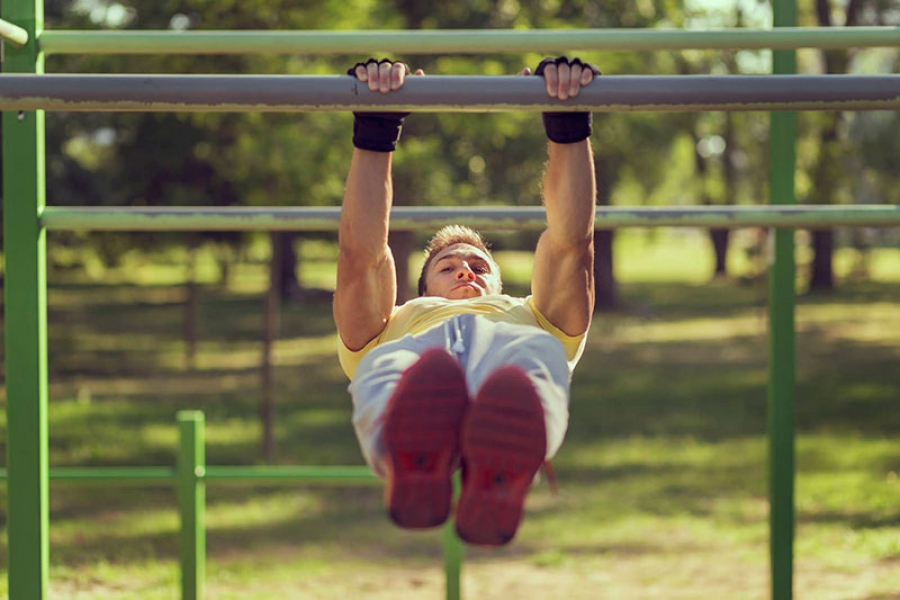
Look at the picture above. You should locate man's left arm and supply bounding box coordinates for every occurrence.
[531,58,597,336]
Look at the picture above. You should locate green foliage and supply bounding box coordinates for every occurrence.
[30,0,900,275]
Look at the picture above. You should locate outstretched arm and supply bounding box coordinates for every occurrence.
[333,60,418,350]
[530,59,598,336]
[334,148,398,350]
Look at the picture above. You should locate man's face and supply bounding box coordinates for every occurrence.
[423,243,501,300]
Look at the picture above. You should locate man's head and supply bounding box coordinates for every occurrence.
[417,225,502,299]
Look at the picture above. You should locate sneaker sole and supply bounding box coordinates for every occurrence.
[382,348,469,529]
[455,366,546,546]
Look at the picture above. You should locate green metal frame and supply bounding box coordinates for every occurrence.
[3,3,898,599]
[3,2,48,600]
[22,26,900,55]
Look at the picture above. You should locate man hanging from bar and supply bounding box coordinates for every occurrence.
[334,56,598,547]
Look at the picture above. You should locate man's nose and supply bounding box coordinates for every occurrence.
[456,266,476,281]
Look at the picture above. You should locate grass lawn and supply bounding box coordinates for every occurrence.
[1,229,899,599]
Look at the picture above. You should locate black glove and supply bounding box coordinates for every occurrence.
[535,56,601,144]
[348,58,410,152]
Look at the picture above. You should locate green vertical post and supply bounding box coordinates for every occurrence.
[769,1,797,599]
[2,0,48,598]
[177,411,207,600]
[442,473,464,600]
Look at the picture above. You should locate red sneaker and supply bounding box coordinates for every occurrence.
[382,348,469,529]
[455,366,546,546]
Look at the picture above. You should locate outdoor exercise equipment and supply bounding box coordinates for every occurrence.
[3,5,899,600]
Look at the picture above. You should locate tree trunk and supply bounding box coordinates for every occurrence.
[809,229,835,290]
[277,231,300,300]
[390,231,415,303]
[710,229,730,278]
[593,230,616,311]
[183,239,200,371]
[594,156,617,311]
[806,0,861,292]
[260,232,283,461]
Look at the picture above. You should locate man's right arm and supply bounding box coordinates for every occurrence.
[333,148,398,351]
[334,60,415,351]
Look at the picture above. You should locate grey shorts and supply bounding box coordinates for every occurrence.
[349,313,572,477]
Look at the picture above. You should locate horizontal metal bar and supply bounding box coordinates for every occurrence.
[39,205,900,232]
[2,74,899,113]
[0,17,29,47]
[0,466,377,484]
[204,466,377,483]
[36,27,900,55]
[49,467,175,483]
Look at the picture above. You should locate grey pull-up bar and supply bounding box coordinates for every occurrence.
[1,74,898,112]
[38,205,900,232]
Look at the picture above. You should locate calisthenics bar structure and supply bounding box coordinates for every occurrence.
[4,2,899,599]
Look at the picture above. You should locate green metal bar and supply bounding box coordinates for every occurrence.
[0,465,376,483]
[2,74,899,113]
[443,473,464,600]
[769,2,798,599]
[177,411,206,600]
[48,467,177,483]
[35,27,900,56]
[38,205,900,233]
[0,17,29,46]
[204,465,377,483]
[3,0,47,598]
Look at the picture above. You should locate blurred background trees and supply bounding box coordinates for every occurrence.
[18,0,899,304]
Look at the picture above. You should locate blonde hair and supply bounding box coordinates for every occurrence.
[417,225,501,296]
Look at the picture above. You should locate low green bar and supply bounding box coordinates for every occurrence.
[204,465,378,483]
[49,467,176,483]
[177,411,206,600]
[38,205,900,232]
[35,27,900,55]
[0,17,29,46]
[0,465,377,484]
[443,473,464,600]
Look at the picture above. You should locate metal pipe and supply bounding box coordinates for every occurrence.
[47,467,177,483]
[769,4,798,597]
[39,205,900,232]
[36,27,900,55]
[0,17,29,47]
[204,466,378,483]
[2,74,899,113]
[1,465,381,484]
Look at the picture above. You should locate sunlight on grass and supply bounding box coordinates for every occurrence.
[617,313,766,343]
[4,232,899,598]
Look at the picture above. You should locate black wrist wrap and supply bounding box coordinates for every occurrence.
[542,112,593,145]
[348,58,410,152]
[352,113,407,152]
[535,56,601,144]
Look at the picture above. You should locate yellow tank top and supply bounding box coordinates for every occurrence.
[338,294,586,379]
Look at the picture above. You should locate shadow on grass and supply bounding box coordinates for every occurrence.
[0,278,898,572]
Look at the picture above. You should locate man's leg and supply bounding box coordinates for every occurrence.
[462,320,571,459]
[453,318,571,545]
[350,337,469,528]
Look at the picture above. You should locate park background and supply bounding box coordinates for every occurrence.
[1,0,899,598]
